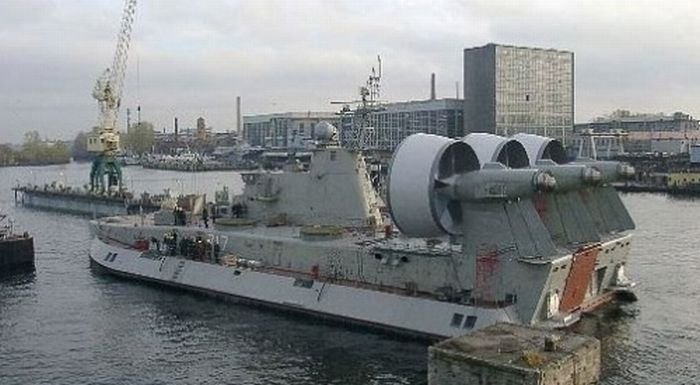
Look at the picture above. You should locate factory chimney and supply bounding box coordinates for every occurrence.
[236,96,242,133]
[430,73,436,100]
[174,117,179,141]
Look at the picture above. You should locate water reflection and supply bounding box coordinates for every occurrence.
[87,268,427,385]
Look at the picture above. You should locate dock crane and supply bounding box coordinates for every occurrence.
[87,0,137,192]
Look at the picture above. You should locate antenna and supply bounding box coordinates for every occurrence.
[136,54,141,122]
[332,55,385,151]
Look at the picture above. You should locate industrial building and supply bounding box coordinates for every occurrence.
[195,116,209,141]
[339,98,464,152]
[242,112,340,149]
[571,130,700,157]
[152,117,239,155]
[464,43,574,143]
[243,43,575,151]
[242,99,463,152]
[574,111,699,133]
[571,112,700,157]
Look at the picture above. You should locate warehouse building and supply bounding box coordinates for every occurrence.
[242,112,340,149]
[339,98,464,151]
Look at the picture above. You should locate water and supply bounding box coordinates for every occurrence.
[1,163,698,384]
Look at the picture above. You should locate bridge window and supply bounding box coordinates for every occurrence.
[463,316,477,329]
[450,313,464,327]
[293,278,314,288]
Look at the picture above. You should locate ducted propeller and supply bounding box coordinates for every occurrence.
[387,134,480,237]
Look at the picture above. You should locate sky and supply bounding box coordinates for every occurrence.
[1,0,699,143]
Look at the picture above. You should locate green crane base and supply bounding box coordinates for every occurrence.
[90,155,123,193]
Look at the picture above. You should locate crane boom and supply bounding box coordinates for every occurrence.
[111,0,137,104]
[88,0,137,192]
[91,0,137,138]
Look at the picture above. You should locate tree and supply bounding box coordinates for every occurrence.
[122,121,155,154]
[0,131,70,166]
[24,131,41,145]
[15,130,70,165]
[46,141,70,164]
[72,130,96,161]
[19,131,42,164]
[0,144,16,166]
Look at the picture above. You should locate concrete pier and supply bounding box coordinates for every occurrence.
[428,323,600,385]
[13,186,160,217]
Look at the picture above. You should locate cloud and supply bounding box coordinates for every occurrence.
[462,0,700,120]
[1,0,699,142]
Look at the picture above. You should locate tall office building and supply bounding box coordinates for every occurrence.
[464,43,574,142]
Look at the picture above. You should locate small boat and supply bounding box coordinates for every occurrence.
[0,214,34,272]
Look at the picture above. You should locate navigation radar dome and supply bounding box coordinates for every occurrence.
[314,121,338,142]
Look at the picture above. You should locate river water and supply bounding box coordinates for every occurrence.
[0,162,698,384]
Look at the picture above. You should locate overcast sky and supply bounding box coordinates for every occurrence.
[1,0,699,143]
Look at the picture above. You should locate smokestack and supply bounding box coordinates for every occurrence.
[236,96,242,133]
[430,73,436,100]
[174,117,179,140]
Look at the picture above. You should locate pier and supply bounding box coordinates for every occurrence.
[13,185,161,217]
[429,323,600,385]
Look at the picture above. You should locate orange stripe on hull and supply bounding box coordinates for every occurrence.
[559,246,600,312]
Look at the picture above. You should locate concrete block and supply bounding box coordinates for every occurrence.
[428,322,600,385]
